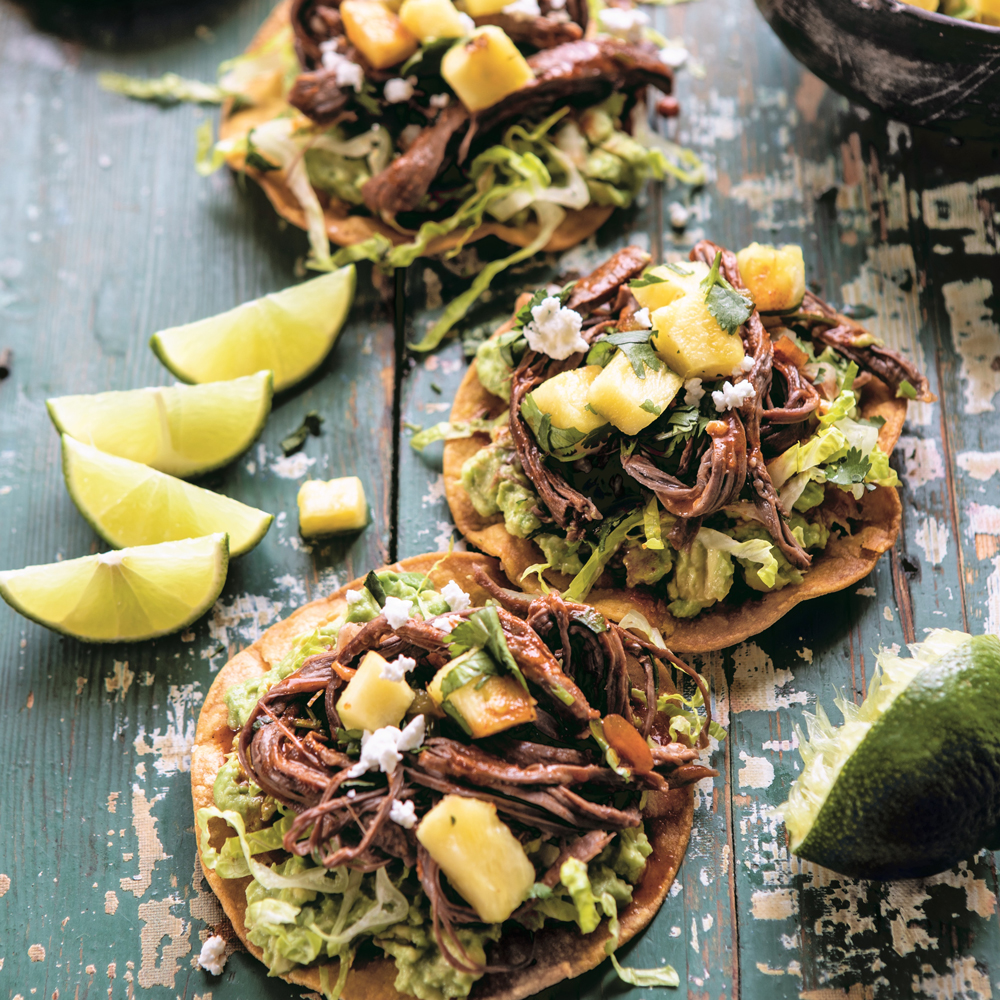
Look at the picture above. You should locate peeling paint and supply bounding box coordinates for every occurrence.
[911,955,992,999]
[896,436,945,489]
[751,888,797,920]
[957,451,1000,481]
[915,517,950,566]
[730,643,805,711]
[133,684,203,775]
[942,278,1000,415]
[738,751,775,788]
[209,593,283,648]
[106,792,119,813]
[987,555,1000,638]
[137,895,191,988]
[0,873,9,896]
[927,864,997,919]
[269,452,315,478]
[921,175,1000,256]
[119,784,167,898]
[104,660,134,701]
[28,944,44,961]
[104,890,119,915]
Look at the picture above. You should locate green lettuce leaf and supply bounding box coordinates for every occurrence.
[565,509,645,602]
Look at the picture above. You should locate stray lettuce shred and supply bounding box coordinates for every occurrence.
[407,415,506,451]
[99,71,225,104]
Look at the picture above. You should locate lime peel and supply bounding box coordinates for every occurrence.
[780,629,972,850]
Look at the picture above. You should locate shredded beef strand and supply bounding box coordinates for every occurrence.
[566,246,651,314]
[763,356,821,423]
[541,830,614,887]
[473,11,583,47]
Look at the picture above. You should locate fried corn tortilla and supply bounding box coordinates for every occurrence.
[218,2,613,258]
[191,552,694,999]
[443,319,908,655]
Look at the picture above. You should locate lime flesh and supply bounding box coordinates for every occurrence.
[47,371,273,479]
[0,534,229,642]
[150,266,356,393]
[779,629,1000,879]
[62,436,272,556]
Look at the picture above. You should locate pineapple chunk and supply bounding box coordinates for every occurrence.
[297,477,369,537]
[971,0,1000,23]
[340,0,418,70]
[526,366,607,435]
[416,795,535,922]
[587,350,683,436]
[399,0,470,39]
[440,27,534,113]
[428,651,536,737]
[457,0,510,14]
[630,260,710,313]
[735,243,806,312]
[901,0,939,9]
[652,295,745,380]
[336,650,415,732]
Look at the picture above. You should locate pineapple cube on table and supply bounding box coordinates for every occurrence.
[297,476,369,537]
[587,350,683,436]
[336,650,415,732]
[399,0,471,39]
[630,260,710,313]
[458,0,510,14]
[340,0,418,69]
[652,294,746,381]
[416,794,536,922]
[441,26,534,112]
[735,242,806,312]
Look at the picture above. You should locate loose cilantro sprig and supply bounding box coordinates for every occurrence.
[446,606,528,690]
[825,447,872,486]
[587,330,663,379]
[701,251,753,336]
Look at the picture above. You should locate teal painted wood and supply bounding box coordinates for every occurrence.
[3,0,1000,996]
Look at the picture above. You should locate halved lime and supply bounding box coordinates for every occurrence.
[778,629,1000,879]
[62,436,273,556]
[150,266,356,393]
[47,371,273,479]
[0,533,229,642]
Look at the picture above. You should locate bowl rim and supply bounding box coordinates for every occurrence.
[872,0,1000,35]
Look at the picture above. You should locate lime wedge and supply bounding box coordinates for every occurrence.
[0,534,229,642]
[778,629,1000,879]
[150,266,356,393]
[47,371,273,479]
[62,436,273,556]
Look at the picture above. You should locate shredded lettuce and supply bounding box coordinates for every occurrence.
[565,509,645,602]
[99,71,226,104]
[698,527,778,588]
[408,415,506,452]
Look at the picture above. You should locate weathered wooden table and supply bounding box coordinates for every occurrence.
[2,0,999,996]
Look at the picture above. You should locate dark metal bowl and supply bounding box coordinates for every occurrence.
[753,0,1000,138]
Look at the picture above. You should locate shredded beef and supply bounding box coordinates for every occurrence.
[473,11,583,48]
[567,246,651,314]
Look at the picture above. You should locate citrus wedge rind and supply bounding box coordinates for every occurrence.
[62,436,273,557]
[47,371,274,479]
[150,265,356,393]
[0,533,229,642]
[778,629,1000,879]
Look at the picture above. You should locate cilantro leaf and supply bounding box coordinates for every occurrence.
[652,403,710,458]
[630,273,666,288]
[521,394,607,461]
[841,302,877,320]
[446,606,527,690]
[896,380,918,400]
[700,250,752,336]
[440,648,498,700]
[280,410,323,455]
[603,330,663,379]
[364,571,387,607]
[639,399,662,416]
[585,339,616,368]
[665,262,694,276]
[825,447,872,486]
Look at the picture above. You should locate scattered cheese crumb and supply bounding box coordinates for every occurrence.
[504,0,541,13]
[730,355,754,376]
[429,92,452,109]
[346,588,365,606]
[320,44,365,92]
[667,202,689,229]
[598,6,649,41]
[347,715,426,778]
[347,788,357,799]
[384,76,417,103]
[389,799,418,829]
[380,655,417,682]
[400,123,423,149]
[524,297,587,360]
[441,580,471,612]
[383,595,413,629]
[632,307,652,329]
[198,936,227,976]
[435,615,461,633]
[683,378,705,405]
[549,0,566,8]
[659,44,689,68]
[712,380,756,412]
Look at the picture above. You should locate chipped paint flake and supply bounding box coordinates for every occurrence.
[921,175,1000,256]
[104,890,119,915]
[28,943,45,961]
[957,451,1000,482]
[738,750,775,788]
[896,436,945,489]
[756,962,786,975]
[133,684,203,775]
[915,517,950,566]
[137,895,192,988]
[730,643,805,711]
[943,278,1000,414]
[104,660,134,701]
[927,864,998,919]
[884,605,894,621]
[209,593,283,648]
[883,882,935,955]
[119,784,167,898]
[912,955,992,999]
[0,873,9,896]
[856,586,877,597]
[751,888,797,920]
[106,791,119,813]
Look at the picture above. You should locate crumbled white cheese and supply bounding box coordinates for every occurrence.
[598,6,649,42]
[658,44,689,68]
[380,655,417,682]
[730,355,754,376]
[441,580,471,612]
[198,935,227,976]
[429,92,452,109]
[667,201,690,229]
[524,296,587,360]
[384,76,417,104]
[712,379,756,411]
[346,588,366,606]
[504,0,541,14]
[346,715,426,778]
[320,43,365,92]
[347,788,357,799]
[389,799,418,829]
[435,615,462,634]
[632,307,652,330]
[683,378,705,405]
[399,123,423,150]
[383,595,413,629]
[549,0,566,8]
